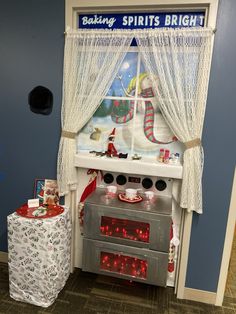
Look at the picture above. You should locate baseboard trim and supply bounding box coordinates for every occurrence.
[0,251,8,263]
[183,287,217,305]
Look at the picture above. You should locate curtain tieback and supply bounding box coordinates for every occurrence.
[61,130,77,139]
[184,138,201,149]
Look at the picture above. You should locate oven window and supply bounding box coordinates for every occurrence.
[100,216,150,243]
[100,251,148,279]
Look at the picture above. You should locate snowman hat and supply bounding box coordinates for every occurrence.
[109,128,116,137]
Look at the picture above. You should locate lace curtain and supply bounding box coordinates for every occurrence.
[57,30,133,195]
[57,28,213,213]
[135,28,213,213]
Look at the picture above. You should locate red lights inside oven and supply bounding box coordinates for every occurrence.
[100,216,150,243]
[100,251,148,279]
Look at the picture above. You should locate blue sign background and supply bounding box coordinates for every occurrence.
[78,12,205,30]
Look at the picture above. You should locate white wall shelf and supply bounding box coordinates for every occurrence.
[74,153,183,179]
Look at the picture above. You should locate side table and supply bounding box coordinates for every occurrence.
[7,206,71,307]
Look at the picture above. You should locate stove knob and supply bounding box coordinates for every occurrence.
[116,175,127,186]
[155,180,167,191]
[103,173,114,184]
[142,178,153,189]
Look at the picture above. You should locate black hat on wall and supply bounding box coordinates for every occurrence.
[28,86,53,115]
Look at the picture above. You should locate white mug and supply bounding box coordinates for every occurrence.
[144,191,154,200]
[125,188,137,199]
[106,185,117,196]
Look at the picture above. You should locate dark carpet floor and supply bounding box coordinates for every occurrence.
[0,262,235,314]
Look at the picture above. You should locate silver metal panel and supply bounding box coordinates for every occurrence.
[84,202,172,252]
[84,188,172,216]
[98,172,173,197]
[82,238,169,287]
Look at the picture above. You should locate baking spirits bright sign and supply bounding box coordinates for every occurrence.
[78,12,205,29]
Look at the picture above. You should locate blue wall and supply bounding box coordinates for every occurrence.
[0,0,235,293]
[186,0,236,291]
[0,0,64,251]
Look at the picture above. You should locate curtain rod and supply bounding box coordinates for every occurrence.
[64,27,216,36]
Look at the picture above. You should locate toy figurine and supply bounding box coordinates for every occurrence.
[90,127,101,141]
[119,153,128,159]
[106,128,118,157]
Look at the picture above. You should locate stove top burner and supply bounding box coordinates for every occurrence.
[99,172,172,197]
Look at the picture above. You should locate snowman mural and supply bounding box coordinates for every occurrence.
[111,72,177,151]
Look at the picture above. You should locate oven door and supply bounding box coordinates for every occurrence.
[82,238,169,287]
[84,203,171,253]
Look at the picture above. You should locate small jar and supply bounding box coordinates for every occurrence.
[164,149,170,163]
[158,148,165,162]
[174,153,180,163]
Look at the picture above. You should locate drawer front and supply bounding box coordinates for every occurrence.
[82,238,169,287]
[84,204,172,252]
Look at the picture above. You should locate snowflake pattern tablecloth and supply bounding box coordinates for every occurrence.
[7,206,71,307]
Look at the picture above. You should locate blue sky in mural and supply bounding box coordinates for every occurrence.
[100,51,146,111]
[106,51,145,98]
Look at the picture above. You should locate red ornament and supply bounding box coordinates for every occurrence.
[79,169,102,226]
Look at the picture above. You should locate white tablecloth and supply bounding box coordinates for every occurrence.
[7,206,71,307]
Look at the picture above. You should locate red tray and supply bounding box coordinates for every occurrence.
[16,204,64,219]
[118,193,143,203]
